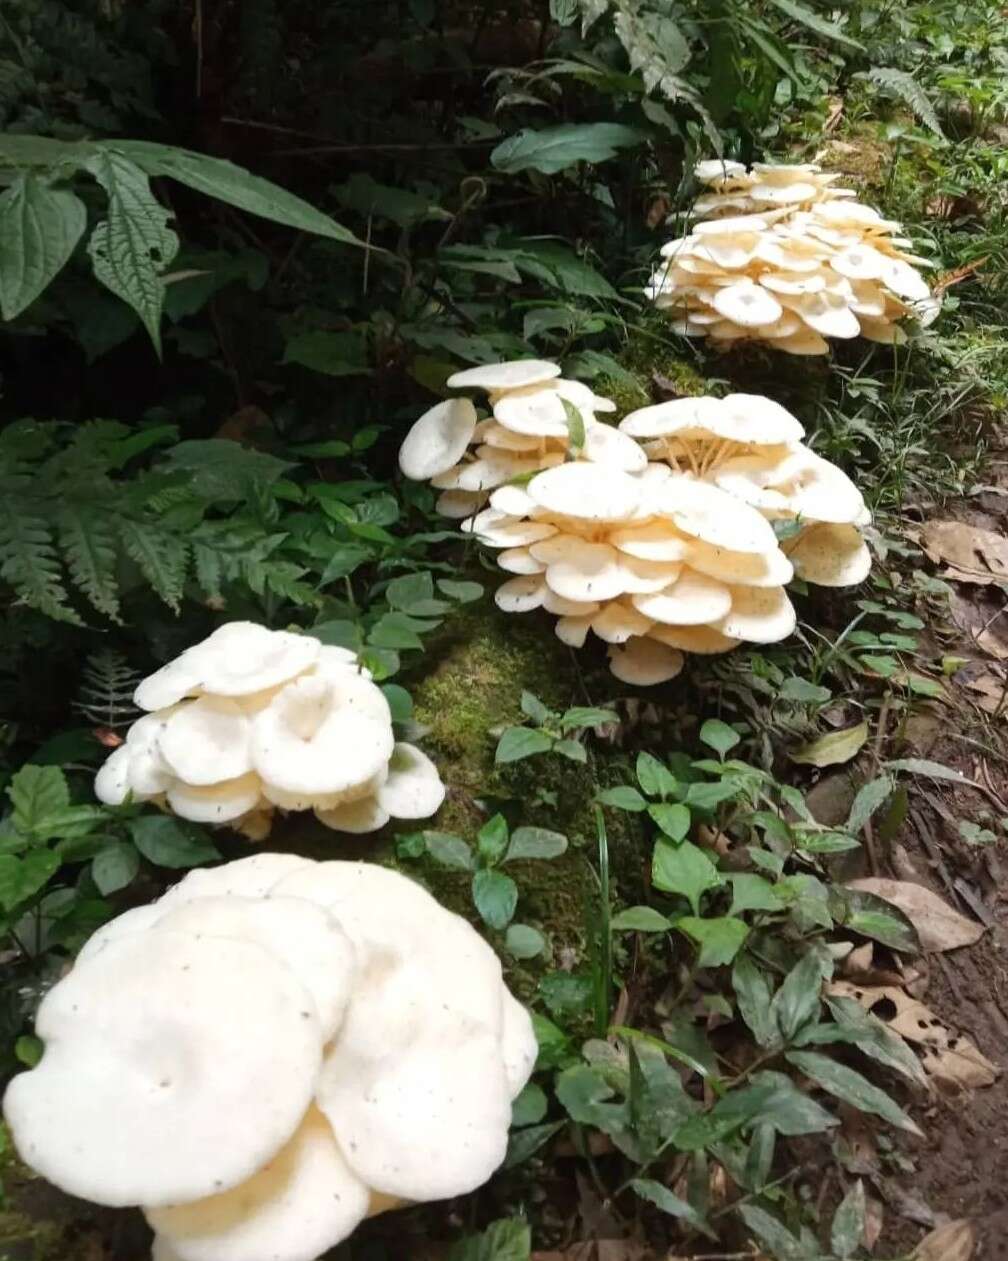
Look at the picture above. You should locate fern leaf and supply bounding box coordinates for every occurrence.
[0,492,80,624]
[57,501,121,622]
[74,649,141,728]
[862,67,945,138]
[120,519,188,611]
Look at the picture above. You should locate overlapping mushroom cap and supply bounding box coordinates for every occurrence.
[398,363,873,684]
[94,623,444,838]
[3,855,537,1261]
[647,160,939,353]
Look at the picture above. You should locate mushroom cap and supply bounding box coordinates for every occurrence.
[718,394,805,444]
[775,450,865,524]
[134,624,320,711]
[590,601,654,644]
[657,478,779,554]
[94,744,138,806]
[786,290,861,339]
[446,360,561,393]
[619,396,725,439]
[375,743,446,820]
[166,772,263,825]
[715,585,796,643]
[494,576,545,613]
[158,853,315,906]
[464,508,557,548]
[543,540,627,603]
[153,896,356,1041]
[582,422,649,473]
[146,1108,370,1261]
[436,489,486,519]
[489,484,537,516]
[315,797,391,835]
[398,398,478,481]
[500,992,538,1096]
[608,637,684,685]
[453,450,562,492]
[609,522,693,562]
[527,463,642,522]
[479,423,544,452]
[124,710,180,795]
[497,546,545,575]
[76,903,169,963]
[685,538,794,588]
[786,522,871,586]
[648,623,741,654]
[695,158,748,183]
[554,378,617,414]
[631,569,733,625]
[158,697,253,787]
[493,388,570,438]
[251,675,393,797]
[541,588,600,618]
[3,931,323,1208]
[712,281,783,328]
[774,327,830,355]
[554,615,591,648]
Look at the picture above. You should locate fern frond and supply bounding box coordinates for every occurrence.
[74,649,141,729]
[862,67,945,137]
[120,519,188,611]
[56,501,121,622]
[0,492,80,625]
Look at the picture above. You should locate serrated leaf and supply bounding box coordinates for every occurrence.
[490,123,646,175]
[84,151,180,353]
[0,175,87,320]
[766,0,863,49]
[786,1050,923,1134]
[447,1217,530,1261]
[511,1082,548,1128]
[57,502,120,621]
[129,815,220,868]
[495,726,553,764]
[559,705,618,730]
[652,839,722,913]
[9,764,69,834]
[120,519,188,611]
[862,67,945,138]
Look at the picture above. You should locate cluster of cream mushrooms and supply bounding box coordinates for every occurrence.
[94,622,444,837]
[399,360,871,684]
[647,159,939,353]
[3,853,537,1261]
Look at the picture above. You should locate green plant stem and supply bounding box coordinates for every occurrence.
[594,804,612,1038]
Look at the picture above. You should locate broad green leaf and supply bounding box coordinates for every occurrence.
[511,1082,548,1127]
[504,1120,564,1168]
[836,887,919,953]
[505,827,568,862]
[747,1069,838,1136]
[91,842,140,895]
[832,1179,866,1258]
[611,906,673,932]
[770,951,823,1042]
[473,868,518,930]
[728,873,785,916]
[531,1012,572,1069]
[785,1051,923,1134]
[885,757,972,786]
[505,923,546,958]
[553,738,587,763]
[0,850,59,912]
[631,1179,715,1239]
[652,839,722,913]
[816,996,927,1085]
[381,683,413,724]
[699,718,740,756]
[744,1122,776,1190]
[368,611,434,650]
[683,780,741,811]
[113,141,366,248]
[779,676,832,704]
[795,830,861,855]
[438,578,483,603]
[84,151,180,353]
[496,727,554,763]
[0,175,87,320]
[636,752,678,799]
[490,123,645,175]
[385,572,448,616]
[129,816,220,868]
[477,814,510,865]
[561,397,586,454]
[554,1064,629,1135]
[736,1204,812,1260]
[678,916,748,967]
[846,775,895,835]
[732,953,778,1048]
[596,785,648,811]
[538,971,593,1018]
[0,135,96,167]
[790,721,869,768]
[559,705,618,730]
[766,0,864,49]
[649,802,691,841]
[283,329,372,377]
[8,764,69,834]
[447,1218,531,1261]
[423,832,475,870]
[520,691,551,725]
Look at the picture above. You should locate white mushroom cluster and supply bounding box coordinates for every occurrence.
[647,159,939,353]
[399,363,872,685]
[3,854,537,1261]
[94,622,444,838]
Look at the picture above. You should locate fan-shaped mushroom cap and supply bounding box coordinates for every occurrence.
[554,615,591,647]
[684,539,794,588]
[712,281,783,328]
[716,585,796,643]
[785,290,860,339]
[447,360,561,392]
[375,743,446,820]
[251,675,393,798]
[857,316,907,344]
[493,388,569,438]
[657,479,779,554]
[158,697,253,787]
[616,555,684,594]
[717,394,805,444]
[489,484,537,516]
[608,638,684,685]
[527,463,641,522]
[134,624,320,711]
[315,797,390,835]
[631,570,733,625]
[541,589,600,617]
[609,522,693,562]
[786,522,871,586]
[154,896,356,1041]
[479,423,544,452]
[494,576,545,613]
[123,710,180,795]
[648,623,741,654]
[3,931,323,1208]
[696,158,748,183]
[146,1107,370,1261]
[159,853,315,906]
[500,991,538,1095]
[760,271,826,295]
[76,903,169,963]
[774,327,830,355]
[398,399,478,481]
[166,773,263,825]
[554,378,617,413]
[619,396,725,439]
[94,745,142,806]
[435,489,485,519]
[464,508,558,548]
[590,601,654,644]
[694,213,777,236]
[582,422,649,472]
[774,450,865,524]
[543,540,626,603]
[497,547,545,575]
[453,450,562,491]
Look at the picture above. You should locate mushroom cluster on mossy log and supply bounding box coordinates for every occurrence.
[94,622,444,839]
[3,854,537,1261]
[647,160,939,352]
[398,360,873,684]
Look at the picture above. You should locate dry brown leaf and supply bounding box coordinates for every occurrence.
[963,669,1008,714]
[842,942,875,977]
[914,1219,975,1261]
[828,981,1000,1089]
[864,1193,885,1251]
[920,520,1008,585]
[845,878,984,952]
